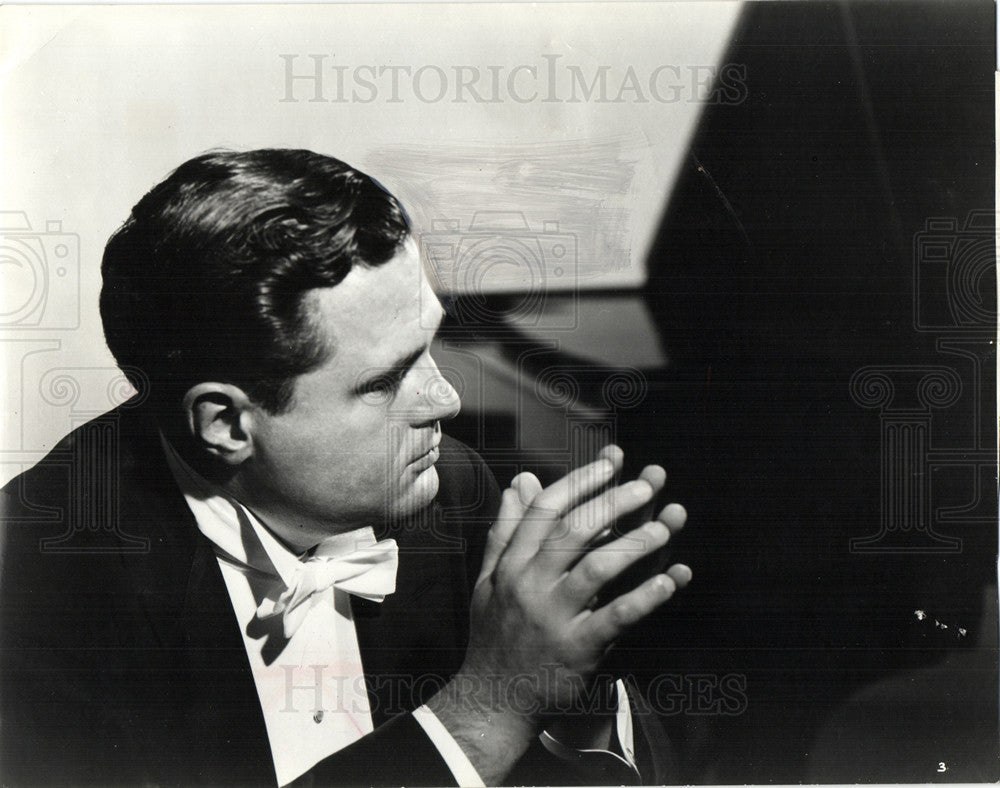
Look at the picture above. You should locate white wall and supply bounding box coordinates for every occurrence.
[0,2,742,482]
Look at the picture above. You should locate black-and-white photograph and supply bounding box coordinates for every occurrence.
[1,2,996,785]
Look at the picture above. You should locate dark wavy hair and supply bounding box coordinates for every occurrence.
[100,149,410,413]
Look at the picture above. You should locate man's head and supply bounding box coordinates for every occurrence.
[101,149,461,546]
[101,148,411,412]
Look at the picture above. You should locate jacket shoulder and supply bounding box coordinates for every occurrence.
[434,435,500,586]
[436,434,500,512]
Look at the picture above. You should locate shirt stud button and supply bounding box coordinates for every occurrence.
[313,710,324,723]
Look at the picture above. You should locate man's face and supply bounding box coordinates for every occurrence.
[235,239,461,548]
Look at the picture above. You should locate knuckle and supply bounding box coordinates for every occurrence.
[611,599,639,626]
[580,555,611,585]
[545,518,571,545]
[565,509,595,540]
[530,490,560,517]
[493,560,519,590]
[507,571,536,604]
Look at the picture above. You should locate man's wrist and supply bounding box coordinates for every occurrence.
[412,705,487,787]
[425,671,540,786]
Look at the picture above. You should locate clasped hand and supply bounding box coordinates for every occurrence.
[465,444,691,718]
[428,444,691,782]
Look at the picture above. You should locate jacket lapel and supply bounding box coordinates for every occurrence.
[114,405,276,783]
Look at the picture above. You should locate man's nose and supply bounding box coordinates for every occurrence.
[415,361,461,423]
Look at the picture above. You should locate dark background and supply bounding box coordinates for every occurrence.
[437,1,998,782]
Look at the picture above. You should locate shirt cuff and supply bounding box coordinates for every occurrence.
[412,705,486,788]
[538,679,639,773]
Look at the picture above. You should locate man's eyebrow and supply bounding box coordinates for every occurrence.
[351,347,422,396]
[353,306,446,392]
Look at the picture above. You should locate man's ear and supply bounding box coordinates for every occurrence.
[182,382,256,465]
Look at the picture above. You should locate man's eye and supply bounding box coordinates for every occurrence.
[359,373,403,401]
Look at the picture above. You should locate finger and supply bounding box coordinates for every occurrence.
[634,463,666,525]
[501,455,617,566]
[478,472,542,582]
[515,471,545,507]
[557,519,672,607]
[596,444,625,472]
[576,572,684,649]
[591,465,665,543]
[637,464,666,492]
[657,502,688,535]
[665,563,692,590]
[533,478,656,572]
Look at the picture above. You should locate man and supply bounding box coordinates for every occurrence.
[0,149,691,785]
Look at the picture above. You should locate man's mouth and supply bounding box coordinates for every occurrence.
[409,444,440,472]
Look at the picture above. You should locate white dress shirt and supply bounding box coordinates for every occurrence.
[161,436,636,786]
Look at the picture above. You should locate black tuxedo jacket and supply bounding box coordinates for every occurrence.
[1,404,672,786]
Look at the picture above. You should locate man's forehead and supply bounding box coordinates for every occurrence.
[306,242,441,353]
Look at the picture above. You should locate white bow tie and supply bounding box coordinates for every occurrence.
[256,538,398,638]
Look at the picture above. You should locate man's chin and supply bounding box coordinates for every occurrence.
[391,465,440,518]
